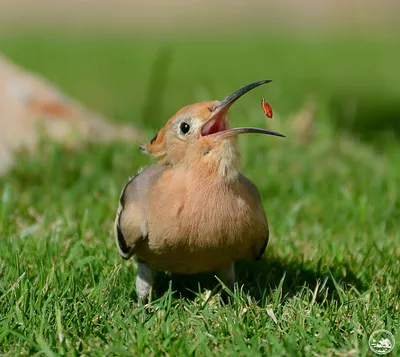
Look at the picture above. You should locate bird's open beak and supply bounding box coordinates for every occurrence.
[201,80,285,139]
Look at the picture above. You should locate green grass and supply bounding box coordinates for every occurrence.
[1,31,400,356]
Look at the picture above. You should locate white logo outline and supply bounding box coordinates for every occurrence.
[369,329,395,355]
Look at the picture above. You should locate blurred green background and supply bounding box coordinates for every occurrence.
[2,31,399,143]
[1,1,400,355]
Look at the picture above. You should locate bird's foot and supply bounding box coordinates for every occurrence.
[216,263,236,303]
[217,263,236,290]
[136,261,154,306]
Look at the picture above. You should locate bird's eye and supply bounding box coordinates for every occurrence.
[180,122,190,135]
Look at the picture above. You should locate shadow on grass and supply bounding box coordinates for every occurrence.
[151,254,366,305]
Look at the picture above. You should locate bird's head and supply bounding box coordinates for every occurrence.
[140,80,285,181]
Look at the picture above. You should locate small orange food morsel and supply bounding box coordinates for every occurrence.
[261,98,273,118]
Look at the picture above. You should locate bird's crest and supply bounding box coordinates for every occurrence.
[139,117,173,160]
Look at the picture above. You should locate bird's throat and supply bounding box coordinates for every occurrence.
[190,140,240,184]
[216,153,240,183]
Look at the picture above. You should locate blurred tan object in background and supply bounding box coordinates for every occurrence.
[0,53,141,175]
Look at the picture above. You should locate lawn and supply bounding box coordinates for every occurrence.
[0,30,399,356]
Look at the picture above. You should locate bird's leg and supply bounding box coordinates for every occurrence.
[216,263,236,291]
[136,261,154,305]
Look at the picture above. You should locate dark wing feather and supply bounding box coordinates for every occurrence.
[255,236,269,261]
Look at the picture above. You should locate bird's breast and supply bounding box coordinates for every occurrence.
[136,171,268,273]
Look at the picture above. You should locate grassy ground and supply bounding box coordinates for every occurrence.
[0,32,400,356]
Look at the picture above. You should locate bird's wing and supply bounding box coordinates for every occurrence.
[114,164,165,259]
[239,174,269,260]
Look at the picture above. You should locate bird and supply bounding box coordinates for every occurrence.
[114,80,285,303]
